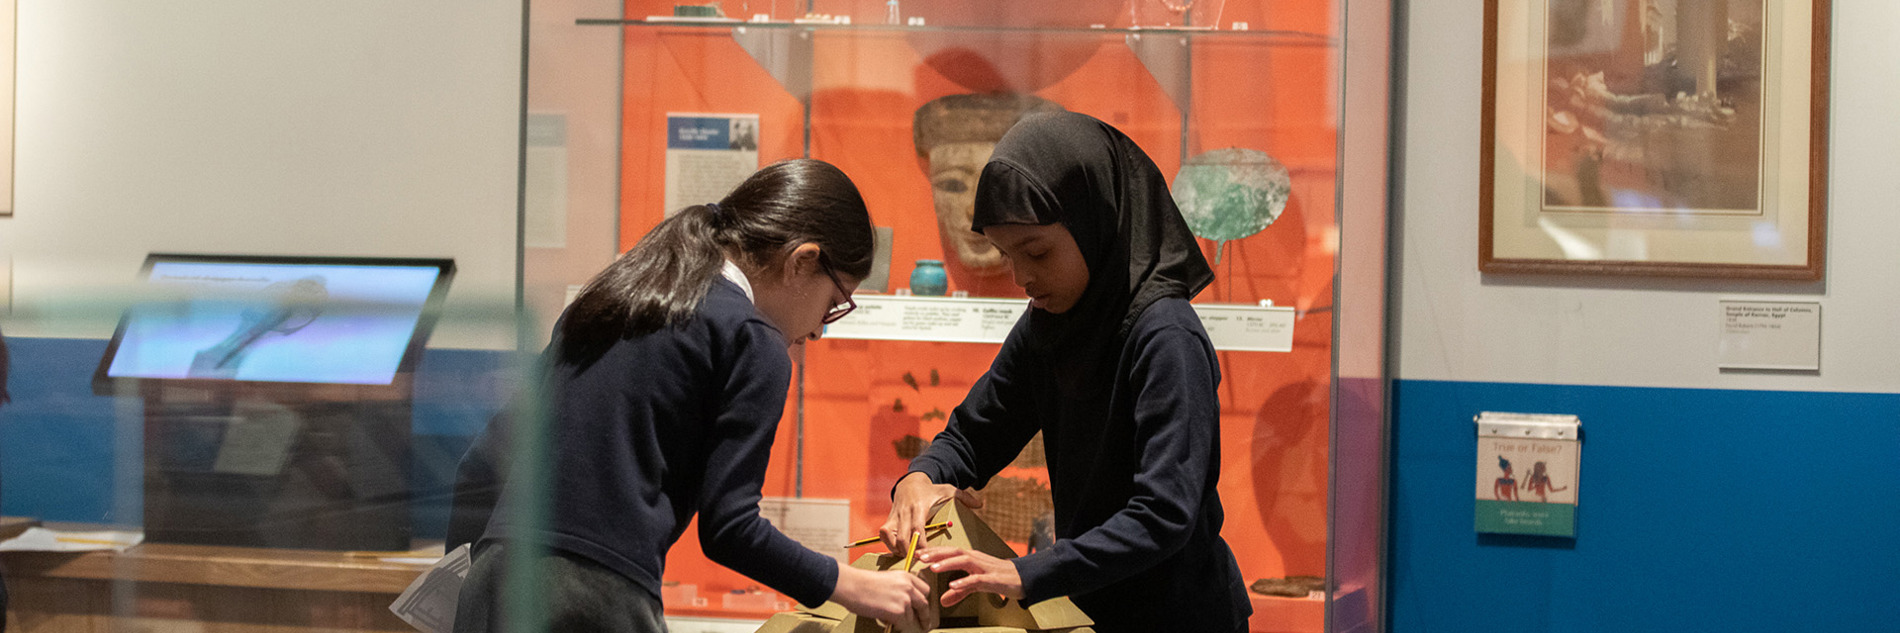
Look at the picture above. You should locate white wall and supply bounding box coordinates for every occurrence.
[1,0,522,349]
[1398,0,1900,394]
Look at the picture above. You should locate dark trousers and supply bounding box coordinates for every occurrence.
[454,542,666,633]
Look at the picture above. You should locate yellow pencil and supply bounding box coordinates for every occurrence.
[902,530,920,572]
[841,520,953,548]
[53,536,132,546]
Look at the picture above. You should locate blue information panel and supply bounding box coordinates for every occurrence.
[667,116,734,150]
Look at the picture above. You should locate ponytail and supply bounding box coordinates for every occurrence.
[559,159,874,362]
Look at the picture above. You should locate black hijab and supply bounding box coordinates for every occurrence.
[971,111,1213,356]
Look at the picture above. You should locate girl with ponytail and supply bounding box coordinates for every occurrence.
[452,159,932,632]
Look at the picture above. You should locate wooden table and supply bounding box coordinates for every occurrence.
[3,538,432,632]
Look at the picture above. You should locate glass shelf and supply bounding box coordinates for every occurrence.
[577,17,1337,46]
[575,14,1338,135]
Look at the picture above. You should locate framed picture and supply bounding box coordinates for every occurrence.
[1480,0,1829,279]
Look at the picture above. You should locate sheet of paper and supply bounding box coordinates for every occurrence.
[212,401,300,476]
[0,527,144,552]
[524,113,569,248]
[389,543,472,633]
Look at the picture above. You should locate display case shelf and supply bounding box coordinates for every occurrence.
[578,18,1336,42]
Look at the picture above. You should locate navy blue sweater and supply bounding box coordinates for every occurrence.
[453,278,837,607]
[910,297,1250,632]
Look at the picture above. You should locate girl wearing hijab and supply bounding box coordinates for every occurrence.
[450,159,931,632]
[882,112,1251,631]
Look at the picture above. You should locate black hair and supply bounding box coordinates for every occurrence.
[558,158,874,361]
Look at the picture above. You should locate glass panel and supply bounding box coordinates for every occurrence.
[4,2,529,627]
[2,262,521,629]
[510,1,1381,631]
[1331,2,1393,632]
[1,0,1385,631]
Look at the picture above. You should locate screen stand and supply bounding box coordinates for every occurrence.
[140,380,413,551]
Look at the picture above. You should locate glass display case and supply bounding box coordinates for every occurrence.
[0,1,1386,631]
[520,1,1391,631]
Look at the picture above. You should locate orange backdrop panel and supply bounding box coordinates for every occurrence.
[620,0,1339,602]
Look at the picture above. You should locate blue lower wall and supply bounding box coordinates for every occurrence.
[15,343,1900,628]
[0,337,517,538]
[1390,379,1900,632]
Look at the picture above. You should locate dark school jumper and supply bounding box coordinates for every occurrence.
[450,277,837,609]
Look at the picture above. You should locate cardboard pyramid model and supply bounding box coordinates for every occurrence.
[755,500,1095,633]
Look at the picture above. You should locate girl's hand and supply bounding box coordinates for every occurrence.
[881,472,982,554]
[914,547,1023,606]
[829,562,935,632]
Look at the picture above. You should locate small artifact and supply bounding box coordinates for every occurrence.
[1028,511,1055,553]
[893,435,931,460]
[910,259,949,296]
[1171,148,1291,263]
[1249,575,1326,598]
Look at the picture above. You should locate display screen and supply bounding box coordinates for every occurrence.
[99,255,454,386]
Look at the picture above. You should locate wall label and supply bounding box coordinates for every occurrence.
[757,497,851,563]
[824,295,1295,352]
[1718,300,1821,371]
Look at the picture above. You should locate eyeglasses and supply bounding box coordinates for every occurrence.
[819,260,857,325]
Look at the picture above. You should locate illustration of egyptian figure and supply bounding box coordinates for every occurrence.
[1522,460,1569,502]
[188,276,329,378]
[1493,455,1519,501]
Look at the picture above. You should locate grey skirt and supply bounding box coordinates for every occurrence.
[454,541,667,633]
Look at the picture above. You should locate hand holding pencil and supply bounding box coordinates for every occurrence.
[881,472,983,554]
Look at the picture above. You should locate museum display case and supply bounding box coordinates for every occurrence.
[0,1,1388,630]
[516,1,1392,631]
